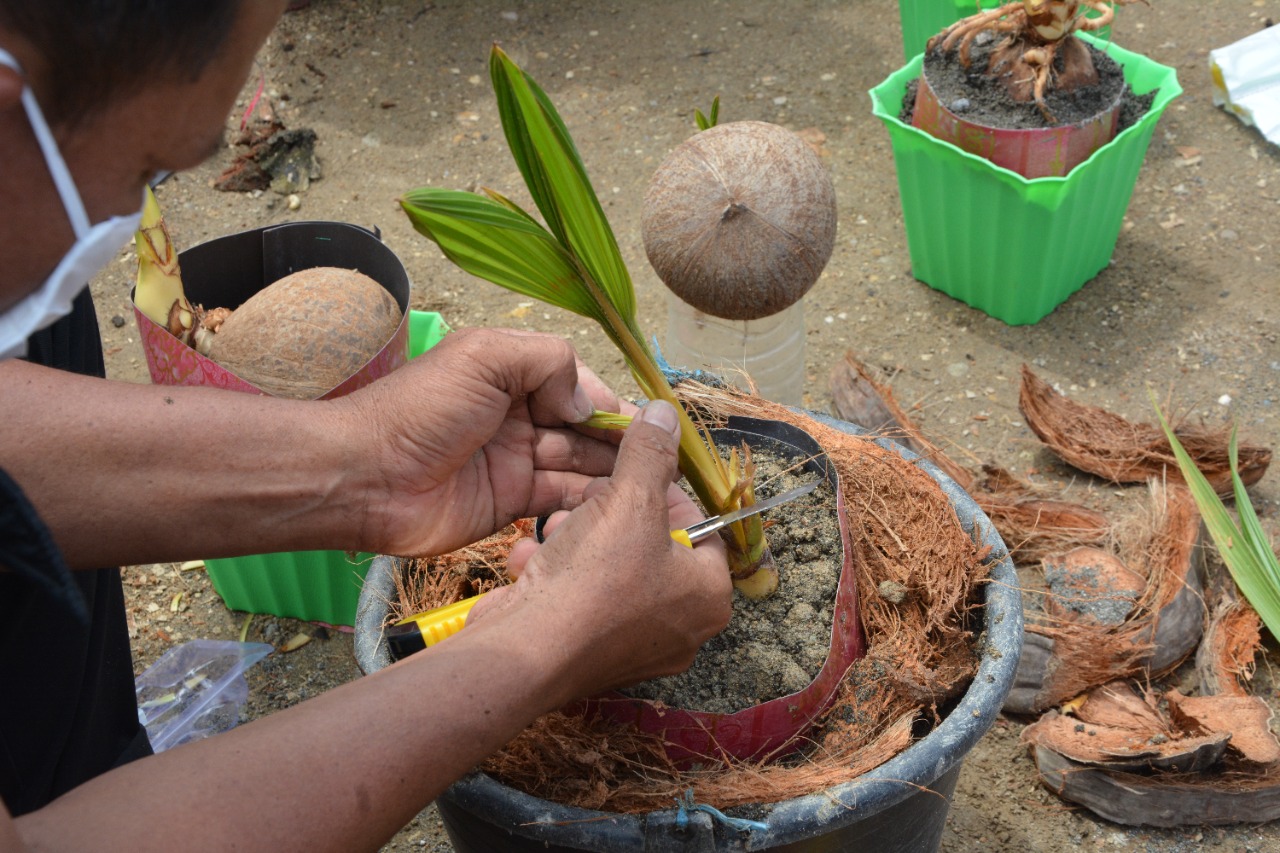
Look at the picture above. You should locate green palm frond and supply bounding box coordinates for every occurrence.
[1153,395,1280,640]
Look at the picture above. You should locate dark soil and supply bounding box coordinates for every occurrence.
[907,36,1138,131]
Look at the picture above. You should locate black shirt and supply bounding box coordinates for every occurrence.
[0,288,152,816]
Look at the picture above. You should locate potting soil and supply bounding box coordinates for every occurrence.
[903,35,1151,131]
[622,451,842,713]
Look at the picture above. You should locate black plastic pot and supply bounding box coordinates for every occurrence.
[355,414,1022,852]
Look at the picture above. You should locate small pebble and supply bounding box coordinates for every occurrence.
[949,98,970,112]
[287,194,301,210]
[111,315,125,328]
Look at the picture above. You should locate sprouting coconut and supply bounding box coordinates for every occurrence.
[194,266,402,400]
[134,189,402,400]
[641,120,837,322]
[929,0,1147,123]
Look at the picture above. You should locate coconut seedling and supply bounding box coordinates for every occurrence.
[400,45,780,596]
[930,0,1146,122]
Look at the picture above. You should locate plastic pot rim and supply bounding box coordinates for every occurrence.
[869,33,1184,190]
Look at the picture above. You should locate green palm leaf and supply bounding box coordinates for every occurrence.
[400,188,600,321]
[489,45,636,325]
[1153,395,1280,639]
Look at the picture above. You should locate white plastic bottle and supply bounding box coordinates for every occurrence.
[661,292,806,407]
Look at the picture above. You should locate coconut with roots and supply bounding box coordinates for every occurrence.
[641,120,837,322]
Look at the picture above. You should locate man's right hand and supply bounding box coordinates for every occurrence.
[466,399,733,701]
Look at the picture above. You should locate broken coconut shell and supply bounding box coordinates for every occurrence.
[1023,682,1230,774]
[1018,364,1271,496]
[1004,482,1205,715]
[1026,680,1280,827]
[642,120,837,321]
[201,266,402,400]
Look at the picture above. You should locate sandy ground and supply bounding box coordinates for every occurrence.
[96,1,1280,850]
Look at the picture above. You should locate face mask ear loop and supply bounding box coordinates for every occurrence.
[0,48,92,237]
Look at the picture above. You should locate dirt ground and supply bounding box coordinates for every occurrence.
[92,1,1280,850]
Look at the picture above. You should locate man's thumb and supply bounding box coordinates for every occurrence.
[611,400,682,489]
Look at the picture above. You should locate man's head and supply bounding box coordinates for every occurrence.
[0,2,242,129]
[0,0,286,328]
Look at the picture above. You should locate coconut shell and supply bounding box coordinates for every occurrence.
[205,266,402,399]
[642,120,837,321]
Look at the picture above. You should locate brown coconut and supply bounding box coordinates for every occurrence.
[642,120,837,321]
[201,266,402,400]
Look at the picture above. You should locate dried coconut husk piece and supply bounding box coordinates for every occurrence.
[1196,597,1264,699]
[1166,690,1280,765]
[1018,365,1271,497]
[1005,481,1204,715]
[1026,679,1280,826]
[1022,681,1230,773]
[828,351,974,490]
[475,382,990,813]
[1030,744,1280,826]
[968,465,1110,565]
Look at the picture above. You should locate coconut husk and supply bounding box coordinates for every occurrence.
[1017,365,1271,496]
[1022,682,1230,773]
[1026,678,1280,826]
[457,383,990,812]
[392,520,531,619]
[1166,690,1280,765]
[968,465,1111,565]
[1004,481,1205,715]
[828,351,974,490]
[1196,597,1264,699]
[1030,744,1280,827]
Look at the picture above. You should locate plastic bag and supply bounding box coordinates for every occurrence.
[135,639,273,752]
[1209,25,1280,146]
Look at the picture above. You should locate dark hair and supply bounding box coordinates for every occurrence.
[0,1,243,127]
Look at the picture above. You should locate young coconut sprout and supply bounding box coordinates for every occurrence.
[929,0,1147,123]
[134,186,198,346]
[641,119,837,323]
[400,45,779,597]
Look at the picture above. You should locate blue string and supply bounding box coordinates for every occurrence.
[673,789,769,834]
[651,337,726,389]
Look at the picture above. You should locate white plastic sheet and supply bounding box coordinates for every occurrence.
[1209,25,1280,146]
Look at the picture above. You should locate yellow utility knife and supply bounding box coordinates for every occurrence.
[384,479,819,660]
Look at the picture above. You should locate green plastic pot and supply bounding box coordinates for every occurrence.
[870,34,1180,325]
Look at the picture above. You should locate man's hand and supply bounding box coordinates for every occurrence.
[466,399,733,698]
[344,328,630,557]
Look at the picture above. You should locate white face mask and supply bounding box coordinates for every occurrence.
[0,48,144,360]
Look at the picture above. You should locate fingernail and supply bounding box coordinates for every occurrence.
[572,384,594,421]
[638,399,679,436]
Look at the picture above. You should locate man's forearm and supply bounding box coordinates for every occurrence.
[13,607,583,852]
[0,360,370,568]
